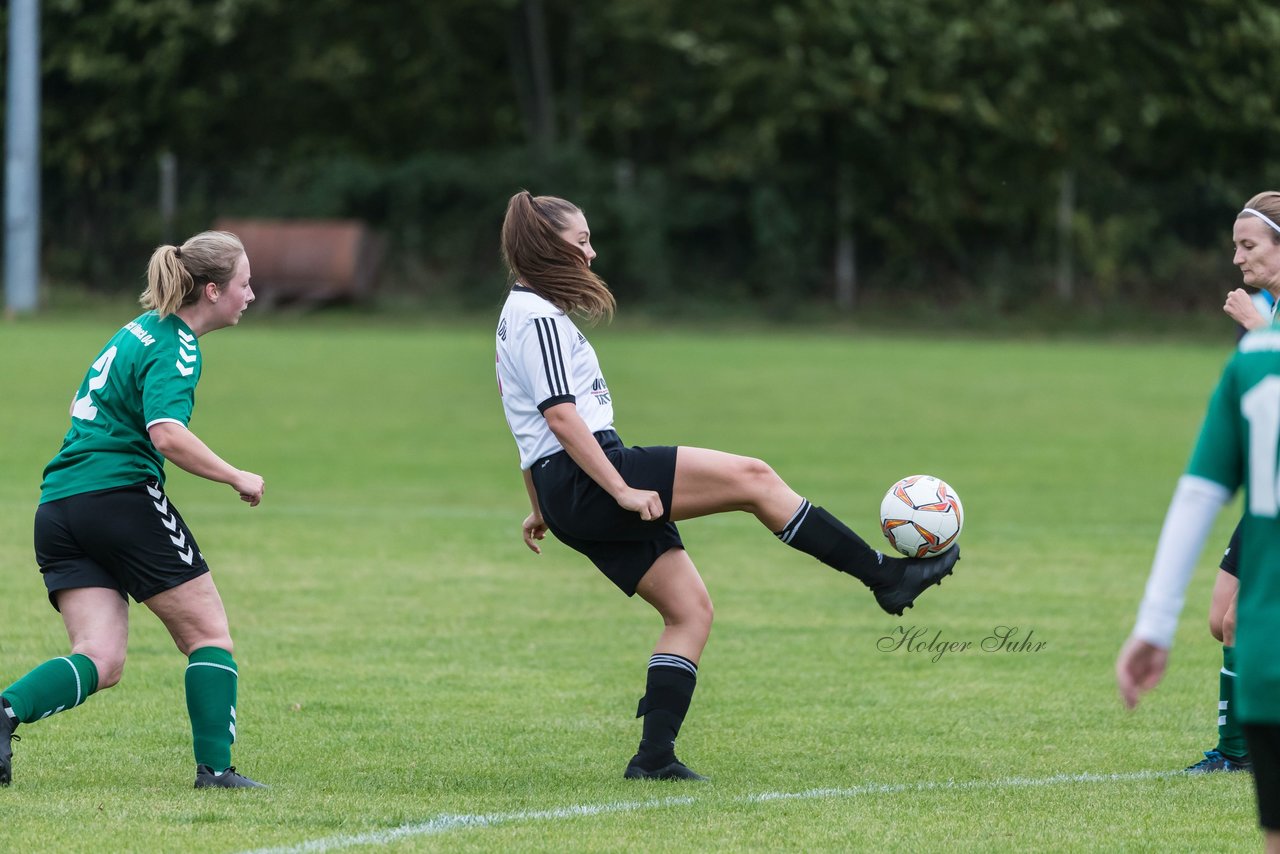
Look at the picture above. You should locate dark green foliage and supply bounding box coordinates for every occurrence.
[23,0,1280,311]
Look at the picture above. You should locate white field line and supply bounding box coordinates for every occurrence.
[238,769,1182,854]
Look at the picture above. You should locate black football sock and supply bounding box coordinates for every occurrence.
[776,500,897,589]
[634,654,697,769]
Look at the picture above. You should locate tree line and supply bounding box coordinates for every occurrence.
[24,0,1280,313]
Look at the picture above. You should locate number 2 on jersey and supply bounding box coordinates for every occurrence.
[71,346,118,422]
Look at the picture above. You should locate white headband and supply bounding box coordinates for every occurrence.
[1243,207,1280,236]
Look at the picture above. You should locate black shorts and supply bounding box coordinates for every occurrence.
[35,480,209,610]
[1220,520,1243,579]
[530,430,683,596]
[1244,723,1280,830]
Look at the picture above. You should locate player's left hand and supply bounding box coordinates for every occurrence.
[522,512,547,554]
[1115,635,1170,710]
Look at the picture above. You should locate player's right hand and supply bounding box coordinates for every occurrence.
[616,487,664,522]
[1115,635,1170,710]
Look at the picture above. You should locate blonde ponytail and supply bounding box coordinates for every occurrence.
[140,231,244,318]
[141,245,194,317]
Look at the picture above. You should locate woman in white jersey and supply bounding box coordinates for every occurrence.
[1183,193,1280,775]
[496,191,961,780]
[0,232,266,789]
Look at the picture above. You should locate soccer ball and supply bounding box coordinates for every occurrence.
[879,475,963,558]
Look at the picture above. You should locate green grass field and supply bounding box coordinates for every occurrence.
[0,313,1262,852]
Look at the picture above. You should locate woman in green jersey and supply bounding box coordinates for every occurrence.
[1119,195,1280,848]
[1183,193,1280,775]
[0,231,266,789]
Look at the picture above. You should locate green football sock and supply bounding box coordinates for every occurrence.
[186,647,238,772]
[1216,646,1248,760]
[1,654,99,723]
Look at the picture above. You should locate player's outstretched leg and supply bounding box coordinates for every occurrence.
[0,653,102,787]
[776,500,959,615]
[0,589,127,786]
[671,449,957,615]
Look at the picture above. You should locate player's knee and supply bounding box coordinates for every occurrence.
[73,644,125,689]
[663,590,713,633]
[739,455,775,479]
[692,591,714,630]
[738,456,782,494]
[684,587,714,635]
[1223,612,1238,646]
[1209,613,1225,643]
[178,635,234,658]
[97,664,124,690]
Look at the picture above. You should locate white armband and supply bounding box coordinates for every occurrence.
[1132,475,1232,648]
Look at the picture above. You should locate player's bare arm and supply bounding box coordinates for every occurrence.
[148,422,264,506]
[521,468,547,553]
[542,402,663,521]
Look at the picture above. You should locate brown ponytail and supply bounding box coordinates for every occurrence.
[501,191,615,322]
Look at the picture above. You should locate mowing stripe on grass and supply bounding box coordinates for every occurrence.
[240,770,1183,854]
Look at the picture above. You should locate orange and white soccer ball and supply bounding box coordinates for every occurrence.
[879,475,963,558]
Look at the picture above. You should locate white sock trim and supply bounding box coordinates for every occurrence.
[649,653,698,677]
[57,656,83,707]
[186,661,239,676]
[777,499,812,544]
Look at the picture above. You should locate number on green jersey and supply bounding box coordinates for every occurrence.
[71,346,118,422]
[1241,376,1280,518]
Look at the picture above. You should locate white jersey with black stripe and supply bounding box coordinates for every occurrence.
[496,286,615,470]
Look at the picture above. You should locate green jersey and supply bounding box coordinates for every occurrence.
[1187,325,1280,723]
[40,311,201,503]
